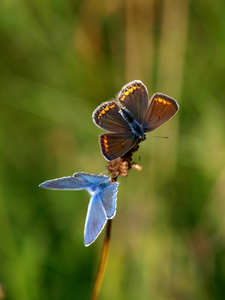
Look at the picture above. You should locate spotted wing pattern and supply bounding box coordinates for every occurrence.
[143,93,179,132]
[118,80,149,123]
[99,133,139,161]
[92,101,130,133]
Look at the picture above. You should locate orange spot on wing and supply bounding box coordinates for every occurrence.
[97,109,106,119]
[103,136,109,151]
[120,84,141,101]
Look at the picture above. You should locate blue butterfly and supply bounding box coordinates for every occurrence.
[39,172,119,246]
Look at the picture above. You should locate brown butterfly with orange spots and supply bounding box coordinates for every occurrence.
[92,80,179,161]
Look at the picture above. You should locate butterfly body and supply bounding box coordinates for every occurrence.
[39,172,119,246]
[93,80,179,161]
[119,106,146,139]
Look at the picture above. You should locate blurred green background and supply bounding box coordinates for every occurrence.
[0,0,225,299]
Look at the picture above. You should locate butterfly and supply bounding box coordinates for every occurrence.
[39,172,119,246]
[92,80,179,161]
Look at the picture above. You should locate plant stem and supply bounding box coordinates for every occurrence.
[91,219,112,300]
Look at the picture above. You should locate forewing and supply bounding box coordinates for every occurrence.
[118,80,149,123]
[92,101,130,133]
[84,194,107,246]
[39,175,90,190]
[99,133,139,161]
[143,93,179,132]
[73,172,109,187]
[99,182,119,218]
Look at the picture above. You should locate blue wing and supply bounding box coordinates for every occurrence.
[39,172,110,190]
[75,172,110,186]
[84,181,119,246]
[99,182,118,218]
[84,194,107,246]
[39,176,90,190]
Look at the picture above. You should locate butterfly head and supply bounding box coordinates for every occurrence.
[139,133,146,142]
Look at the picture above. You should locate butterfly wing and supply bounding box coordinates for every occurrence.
[39,175,90,190]
[73,172,109,187]
[84,194,107,246]
[92,101,130,133]
[39,173,111,190]
[99,133,139,161]
[99,181,119,218]
[143,93,179,132]
[84,181,119,246]
[118,80,149,123]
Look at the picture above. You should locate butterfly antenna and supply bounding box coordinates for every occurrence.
[151,135,169,139]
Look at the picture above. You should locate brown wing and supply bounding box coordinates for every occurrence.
[92,101,130,133]
[118,80,149,123]
[143,93,179,132]
[99,133,139,161]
